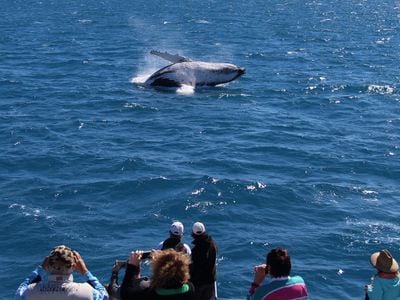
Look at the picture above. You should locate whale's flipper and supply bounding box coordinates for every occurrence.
[150,50,192,63]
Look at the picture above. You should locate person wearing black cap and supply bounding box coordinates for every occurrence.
[365,249,400,300]
[190,222,218,300]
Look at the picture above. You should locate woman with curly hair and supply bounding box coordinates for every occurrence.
[120,249,195,300]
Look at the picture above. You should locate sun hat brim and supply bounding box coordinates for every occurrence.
[370,250,399,273]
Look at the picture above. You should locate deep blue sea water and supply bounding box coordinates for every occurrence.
[1,0,400,299]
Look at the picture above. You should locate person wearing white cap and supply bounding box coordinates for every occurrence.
[157,221,191,255]
[365,249,400,300]
[190,222,218,300]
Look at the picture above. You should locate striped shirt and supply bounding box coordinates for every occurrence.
[247,276,308,300]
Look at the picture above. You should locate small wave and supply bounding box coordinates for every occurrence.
[184,200,214,211]
[123,102,159,111]
[345,217,400,245]
[246,181,267,191]
[195,19,210,24]
[286,48,305,55]
[211,178,219,184]
[375,37,391,44]
[9,203,54,220]
[245,52,265,58]
[78,19,93,24]
[362,190,378,195]
[367,84,394,95]
[218,93,251,99]
[191,188,205,195]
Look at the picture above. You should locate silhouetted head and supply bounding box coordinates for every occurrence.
[266,248,291,277]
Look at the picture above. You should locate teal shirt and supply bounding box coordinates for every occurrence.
[367,274,400,300]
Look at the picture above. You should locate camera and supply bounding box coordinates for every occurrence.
[114,260,127,269]
[128,250,153,262]
[141,251,152,260]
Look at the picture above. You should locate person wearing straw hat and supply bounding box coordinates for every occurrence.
[365,249,400,300]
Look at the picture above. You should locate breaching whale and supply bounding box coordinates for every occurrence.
[144,50,245,88]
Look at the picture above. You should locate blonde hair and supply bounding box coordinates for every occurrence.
[48,245,75,275]
[150,249,191,289]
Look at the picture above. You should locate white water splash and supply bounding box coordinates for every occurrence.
[177,84,195,95]
[191,188,204,195]
[130,73,152,85]
[78,19,93,24]
[9,203,53,219]
[211,178,219,184]
[368,85,394,95]
[246,182,266,191]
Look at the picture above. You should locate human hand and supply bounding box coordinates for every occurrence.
[112,260,126,273]
[253,264,267,285]
[73,251,89,275]
[128,250,143,266]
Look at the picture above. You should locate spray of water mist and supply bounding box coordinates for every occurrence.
[130,51,161,86]
[128,16,185,90]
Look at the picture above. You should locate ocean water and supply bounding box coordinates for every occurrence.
[1,0,399,299]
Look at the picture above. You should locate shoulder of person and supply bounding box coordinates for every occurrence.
[289,275,306,284]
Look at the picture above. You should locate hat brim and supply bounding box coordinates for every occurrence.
[370,251,399,273]
[370,252,379,267]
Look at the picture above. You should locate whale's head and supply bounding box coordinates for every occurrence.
[202,63,245,86]
[220,64,245,80]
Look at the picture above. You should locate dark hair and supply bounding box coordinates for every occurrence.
[266,248,291,277]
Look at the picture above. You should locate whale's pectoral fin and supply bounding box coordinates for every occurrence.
[150,50,192,63]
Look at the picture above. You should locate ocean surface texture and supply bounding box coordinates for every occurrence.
[1,0,399,299]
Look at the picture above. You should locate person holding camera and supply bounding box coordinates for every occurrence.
[120,249,195,300]
[16,245,108,300]
[247,247,308,300]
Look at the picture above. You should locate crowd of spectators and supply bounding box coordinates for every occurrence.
[16,222,400,300]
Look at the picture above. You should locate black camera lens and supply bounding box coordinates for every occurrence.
[141,251,152,260]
